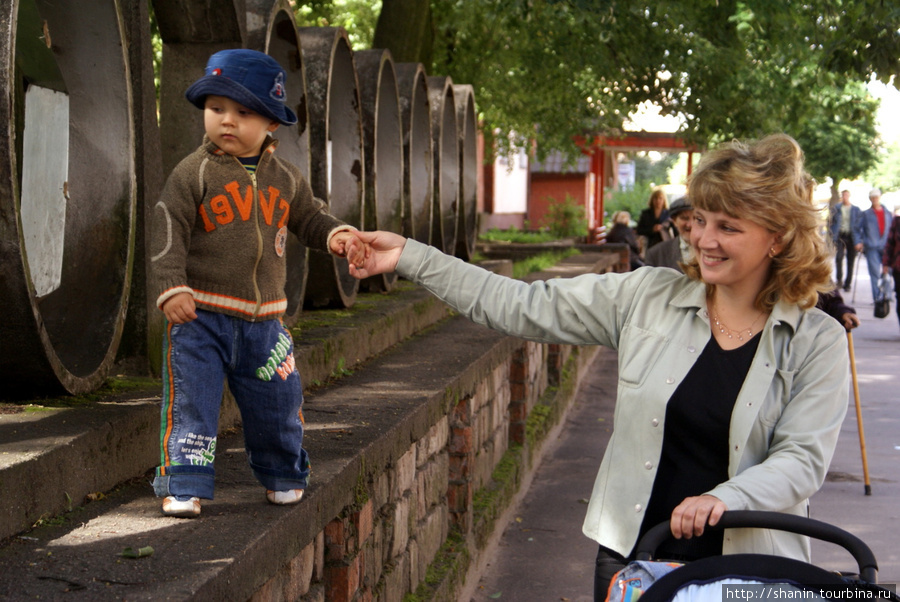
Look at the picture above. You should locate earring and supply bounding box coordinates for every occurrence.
[768,247,777,258]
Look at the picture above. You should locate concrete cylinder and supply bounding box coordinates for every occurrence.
[298,27,362,309]
[394,63,433,245]
[154,0,243,177]
[453,84,478,261]
[0,0,136,397]
[427,76,459,254]
[355,48,403,293]
[257,1,312,326]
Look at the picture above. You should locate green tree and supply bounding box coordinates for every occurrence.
[792,82,881,204]
[294,0,382,49]
[309,1,899,155]
[867,140,900,193]
[633,153,679,187]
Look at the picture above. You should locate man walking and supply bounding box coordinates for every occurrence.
[861,189,892,302]
[830,190,863,291]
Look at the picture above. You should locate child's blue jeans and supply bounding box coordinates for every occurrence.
[152,310,310,500]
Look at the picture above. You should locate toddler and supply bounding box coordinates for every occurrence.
[150,49,365,517]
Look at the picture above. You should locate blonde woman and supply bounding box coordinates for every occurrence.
[636,188,672,249]
[348,134,847,601]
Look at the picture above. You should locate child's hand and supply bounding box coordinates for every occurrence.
[162,292,197,324]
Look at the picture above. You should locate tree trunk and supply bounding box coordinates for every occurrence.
[373,0,433,68]
[828,179,840,208]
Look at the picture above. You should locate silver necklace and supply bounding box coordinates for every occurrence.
[712,308,764,342]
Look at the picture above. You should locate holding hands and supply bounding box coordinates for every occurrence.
[345,230,407,280]
[330,229,371,268]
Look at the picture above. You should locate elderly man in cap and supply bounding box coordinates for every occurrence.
[861,188,892,303]
[645,196,693,271]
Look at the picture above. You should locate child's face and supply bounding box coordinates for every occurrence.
[203,95,279,158]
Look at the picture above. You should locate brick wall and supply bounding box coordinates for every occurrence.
[251,340,595,602]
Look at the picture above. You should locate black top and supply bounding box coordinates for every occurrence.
[637,331,761,561]
[606,223,645,270]
[636,207,671,249]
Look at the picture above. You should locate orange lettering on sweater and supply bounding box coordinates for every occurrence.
[277,199,290,228]
[210,194,234,225]
[224,181,254,221]
[199,182,291,232]
[198,204,216,232]
[259,186,280,225]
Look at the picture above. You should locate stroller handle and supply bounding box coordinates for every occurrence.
[634,510,879,584]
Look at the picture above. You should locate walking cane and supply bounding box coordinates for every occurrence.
[851,252,861,304]
[846,331,872,495]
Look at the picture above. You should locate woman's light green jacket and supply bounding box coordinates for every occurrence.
[397,240,849,561]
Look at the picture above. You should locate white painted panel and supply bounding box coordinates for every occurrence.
[493,148,529,214]
[20,85,69,297]
[326,138,333,197]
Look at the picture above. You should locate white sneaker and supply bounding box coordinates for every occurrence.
[162,496,201,517]
[266,489,304,505]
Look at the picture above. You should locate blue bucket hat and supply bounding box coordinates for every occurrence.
[185,49,297,126]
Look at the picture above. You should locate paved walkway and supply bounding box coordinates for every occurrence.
[472,264,900,601]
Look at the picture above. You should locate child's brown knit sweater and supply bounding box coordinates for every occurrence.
[151,135,349,321]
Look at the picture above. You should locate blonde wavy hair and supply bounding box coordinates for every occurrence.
[682,134,833,311]
[648,188,668,210]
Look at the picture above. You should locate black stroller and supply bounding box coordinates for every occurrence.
[607,510,898,602]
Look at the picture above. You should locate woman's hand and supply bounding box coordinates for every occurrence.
[346,230,407,279]
[670,494,728,539]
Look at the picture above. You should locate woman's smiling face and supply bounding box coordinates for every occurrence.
[691,208,781,295]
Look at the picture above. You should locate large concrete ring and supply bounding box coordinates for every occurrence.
[298,27,363,309]
[355,48,403,293]
[0,0,136,397]
[258,1,312,326]
[427,76,459,255]
[454,85,478,261]
[395,63,433,245]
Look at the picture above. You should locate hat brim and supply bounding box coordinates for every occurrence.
[185,76,297,126]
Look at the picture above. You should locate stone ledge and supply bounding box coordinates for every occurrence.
[0,250,615,600]
[0,282,451,544]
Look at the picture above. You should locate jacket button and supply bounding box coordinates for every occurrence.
[635,504,643,512]
[666,377,675,384]
[688,346,696,353]
[644,461,653,470]
[651,419,659,427]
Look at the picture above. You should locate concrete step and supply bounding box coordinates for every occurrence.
[0,251,617,600]
[0,281,452,545]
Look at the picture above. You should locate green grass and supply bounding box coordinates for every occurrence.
[478,226,559,244]
[512,248,580,279]
[3,376,160,410]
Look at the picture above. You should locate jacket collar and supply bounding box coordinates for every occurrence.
[201,134,279,159]
[668,277,801,333]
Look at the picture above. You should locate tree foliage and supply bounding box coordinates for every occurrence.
[867,141,900,193]
[300,0,896,164]
[293,0,382,49]
[793,82,881,201]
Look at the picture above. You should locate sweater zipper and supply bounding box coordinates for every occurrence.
[249,169,263,321]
